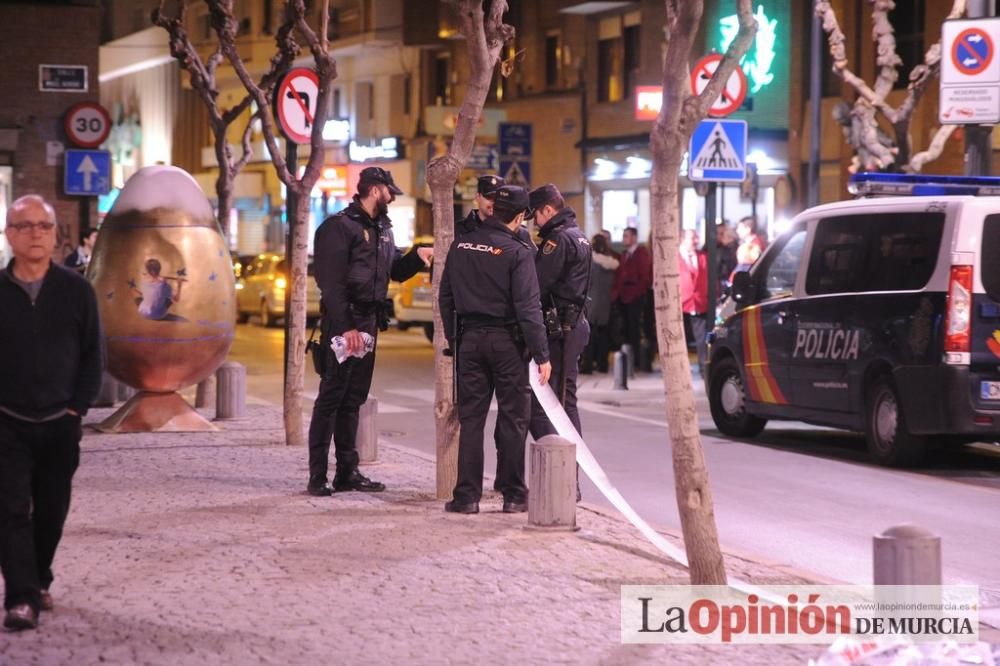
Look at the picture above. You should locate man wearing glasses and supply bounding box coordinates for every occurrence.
[0,195,103,630]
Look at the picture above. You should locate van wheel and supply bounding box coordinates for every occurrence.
[423,323,434,343]
[260,302,274,328]
[865,376,926,467]
[709,357,766,437]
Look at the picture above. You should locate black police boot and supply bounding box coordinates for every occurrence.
[444,500,479,514]
[333,469,385,493]
[307,476,332,497]
[502,498,527,513]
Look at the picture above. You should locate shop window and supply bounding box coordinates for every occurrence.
[545,32,561,89]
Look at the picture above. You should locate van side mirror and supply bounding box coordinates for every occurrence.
[731,270,755,307]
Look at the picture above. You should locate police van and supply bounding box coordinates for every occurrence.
[707,173,1000,466]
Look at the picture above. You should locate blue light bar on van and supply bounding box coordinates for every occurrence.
[848,172,1000,197]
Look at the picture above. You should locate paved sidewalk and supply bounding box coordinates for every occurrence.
[1,404,835,664]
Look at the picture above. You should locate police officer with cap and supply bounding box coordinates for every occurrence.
[308,166,433,496]
[527,183,591,498]
[439,185,552,514]
[457,175,504,236]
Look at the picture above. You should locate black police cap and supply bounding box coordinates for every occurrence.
[529,183,561,212]
[492,185,530,214]
[359,166,403,195]
[477,174,505,197]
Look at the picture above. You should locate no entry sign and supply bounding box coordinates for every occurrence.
[275,68,319,145]
[690,54,748,118]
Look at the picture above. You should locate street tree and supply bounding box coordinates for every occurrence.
[816,0,967,173]
[155,0,336,446]
[427,0,514,499]
[650,0,756,585]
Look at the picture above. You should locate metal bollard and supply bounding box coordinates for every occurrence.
[94,371,118,407]
[195,375,216,408]
[358,398,378,465]
[873,524,942,585]
[215,361,246,420]
[526,435,579,532]
[612,350,629,390]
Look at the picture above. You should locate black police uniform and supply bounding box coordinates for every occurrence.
[529,205,592,439]
[439,192,549,509]
[308,190,425,493]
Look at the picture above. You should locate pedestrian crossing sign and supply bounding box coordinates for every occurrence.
[688,119,747,182]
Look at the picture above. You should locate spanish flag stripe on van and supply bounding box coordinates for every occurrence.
[742,307,788,405]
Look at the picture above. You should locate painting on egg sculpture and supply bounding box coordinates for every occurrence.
[87,165,236,432]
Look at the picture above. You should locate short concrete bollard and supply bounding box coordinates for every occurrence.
[873,524,942,585]
[526,435,579,532]
[195,375,216,408]
[94,371,118,407]
[358,398,378,465]
[215,361,246,420]
[613,350,629,390]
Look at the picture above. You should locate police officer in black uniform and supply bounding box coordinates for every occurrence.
[457,175,504,236]
[527,184,592,499]
[439,186,552,514]
[308,166,432,496]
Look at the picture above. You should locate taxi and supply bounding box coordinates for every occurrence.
[707,173,1000,466]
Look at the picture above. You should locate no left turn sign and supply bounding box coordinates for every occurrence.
[64,102,111,148]
[275,68,319,145]
[689,54,748,118]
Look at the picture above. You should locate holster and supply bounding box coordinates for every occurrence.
[306,319,328,375]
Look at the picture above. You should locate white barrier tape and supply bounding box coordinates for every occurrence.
[528,360,782,604]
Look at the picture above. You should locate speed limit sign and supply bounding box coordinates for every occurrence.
[64,102,111,148]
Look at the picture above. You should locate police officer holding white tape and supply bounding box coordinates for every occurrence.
[439,185,551,515]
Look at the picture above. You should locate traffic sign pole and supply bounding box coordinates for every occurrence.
[966,1,994,176]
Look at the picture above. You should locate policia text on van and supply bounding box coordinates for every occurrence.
[707,173,1000,466]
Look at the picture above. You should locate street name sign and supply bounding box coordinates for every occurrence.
[64,149,111,196]
[690,54,748,118]
[275,68,319,144]
[940,18,1000,124]
[39,64,88,92]
[688,119,747,182]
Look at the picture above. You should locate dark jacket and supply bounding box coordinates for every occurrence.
[313,200,425,335]
[0,261,103,418]
[439,216,549,365]
[458,209,532,244]
[535,208,591,314]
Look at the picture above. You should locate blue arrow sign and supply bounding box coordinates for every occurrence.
[688,119,747,182]
[64,149,111,196]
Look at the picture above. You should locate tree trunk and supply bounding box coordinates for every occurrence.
[649,129,727,585]
[429,0,513,500]
[282,189,311,447]
[213,128,234,231]
[428,157,461,499]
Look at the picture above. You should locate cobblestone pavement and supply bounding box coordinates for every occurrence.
[0,404,844,664]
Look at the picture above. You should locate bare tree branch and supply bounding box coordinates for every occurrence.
[908,124,959,172]
[233,109,260,173]
[870,0,901,99]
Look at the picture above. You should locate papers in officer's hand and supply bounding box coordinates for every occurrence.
[330,333,375,364]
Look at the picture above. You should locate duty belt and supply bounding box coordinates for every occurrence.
[458,314,517,329]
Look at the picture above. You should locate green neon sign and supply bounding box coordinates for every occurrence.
[719,4,777,94]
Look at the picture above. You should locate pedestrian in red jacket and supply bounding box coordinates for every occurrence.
[611,227,652,362]
[678,228,709,377]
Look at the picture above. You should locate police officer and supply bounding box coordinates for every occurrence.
[527,184,591,499]
[439,186,552,514]
[308,166,432,496]
[457,175,504,236]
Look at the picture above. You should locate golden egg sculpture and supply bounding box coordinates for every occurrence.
[88,165,236,432]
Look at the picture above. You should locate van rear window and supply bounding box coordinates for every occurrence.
[982,215,1000,301]
[805,213,944,295]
